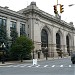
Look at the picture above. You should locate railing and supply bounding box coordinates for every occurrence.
[32,45,74,60]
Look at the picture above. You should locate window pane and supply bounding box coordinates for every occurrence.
[41,29,48,47]
[20,23,25,35]
[0,18,2,26]
[10,21,16,37]
[3,19,6,26]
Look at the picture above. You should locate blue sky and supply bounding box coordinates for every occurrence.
[0,0,75,26]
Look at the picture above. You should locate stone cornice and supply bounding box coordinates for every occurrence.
[23,4,74,30]
[0,6,26,20]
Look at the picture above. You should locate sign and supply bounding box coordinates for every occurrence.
[33,59,37,65]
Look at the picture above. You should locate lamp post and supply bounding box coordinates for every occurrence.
[0,43,6,64]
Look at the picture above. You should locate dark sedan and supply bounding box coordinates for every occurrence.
[71,51,75,64]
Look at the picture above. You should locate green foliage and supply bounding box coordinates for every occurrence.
[0,25,7,44]
[10,36,34,61]
[0,25,9,61]
[10,29,18,44]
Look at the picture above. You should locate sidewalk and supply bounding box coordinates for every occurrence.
[0,56,70,66]
[0,60,33,66]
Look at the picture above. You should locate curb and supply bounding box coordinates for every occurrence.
[0,57,70,66]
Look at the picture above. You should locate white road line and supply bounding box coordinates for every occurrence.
[69,65,71,67]
[20,65,25,67]
[13,65,20,67]
[6,65,13,67]
[28,65,33,67]
[60,65,63,67]
[0,64,72,68]
[20,65,26,67]
[52,65,55,67]
[44,65,48,67]
[36,65,40,67]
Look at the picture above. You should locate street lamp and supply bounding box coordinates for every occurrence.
[0,43,6,64]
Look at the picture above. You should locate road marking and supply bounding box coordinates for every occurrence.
[20,65,26,67]
[13,65,20,67]
[36,65,40,67]
[60,65,63,67]
[0,64,72,68]
[28,65,33,67]
[6,65,13,67]
[69,65,71,67]
[44,65,48,67]
[52,65,55,67]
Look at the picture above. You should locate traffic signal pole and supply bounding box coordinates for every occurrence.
[57,0,58,5]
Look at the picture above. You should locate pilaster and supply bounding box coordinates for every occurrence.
[16,20,20,37]
[6,17,11,38]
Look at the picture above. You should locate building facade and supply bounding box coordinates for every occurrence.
[0,2,75,59]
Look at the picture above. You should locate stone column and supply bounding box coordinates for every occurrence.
[16,20,20,37]
[74,34,75,51]
[6,17,11,38]
[52,27,58,57]
[71,34,74,51]
[63,32,67,56]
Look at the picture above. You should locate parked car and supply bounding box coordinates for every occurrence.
[71,51,75,64]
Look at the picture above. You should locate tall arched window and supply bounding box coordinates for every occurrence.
[41,29,48,48]
[66,35,70,55]
[56,33,60,49]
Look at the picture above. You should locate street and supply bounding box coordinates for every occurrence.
[0,57,75,75]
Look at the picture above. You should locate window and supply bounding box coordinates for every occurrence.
[0,18,2,26]
[0,18,6,26]
[28,25,29,28]
[41,29,48,47]
[0,18,7,42]
[10,21,16,28]
[10,21,16,37]
[3,19,6,26]
[28,34,29,37]
[20,23,25,36]
[56,33,60,49]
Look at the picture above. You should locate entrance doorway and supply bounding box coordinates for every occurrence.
[41,29,48,57]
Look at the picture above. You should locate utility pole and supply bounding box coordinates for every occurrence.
[57,0,58,5]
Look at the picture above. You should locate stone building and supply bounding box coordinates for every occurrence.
[0,2,75,59]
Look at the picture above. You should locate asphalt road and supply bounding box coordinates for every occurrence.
[0,57,75,75]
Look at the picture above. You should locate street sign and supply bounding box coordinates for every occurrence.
[33,59,37,65]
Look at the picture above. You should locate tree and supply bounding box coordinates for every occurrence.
[0,25,7,44]
[10,29,18,44]
[0,23,8,61]
[10,35,34,62]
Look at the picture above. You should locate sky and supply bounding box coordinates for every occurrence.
[0,0,75,26]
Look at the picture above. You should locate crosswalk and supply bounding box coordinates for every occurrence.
[0,64,73,68]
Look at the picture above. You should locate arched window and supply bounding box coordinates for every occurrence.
[56,33,60,49]
[66,35,70,55]
[41,29,48,48]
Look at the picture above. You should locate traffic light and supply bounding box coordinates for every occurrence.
[60,4,64,13]
[53,5,58,14]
